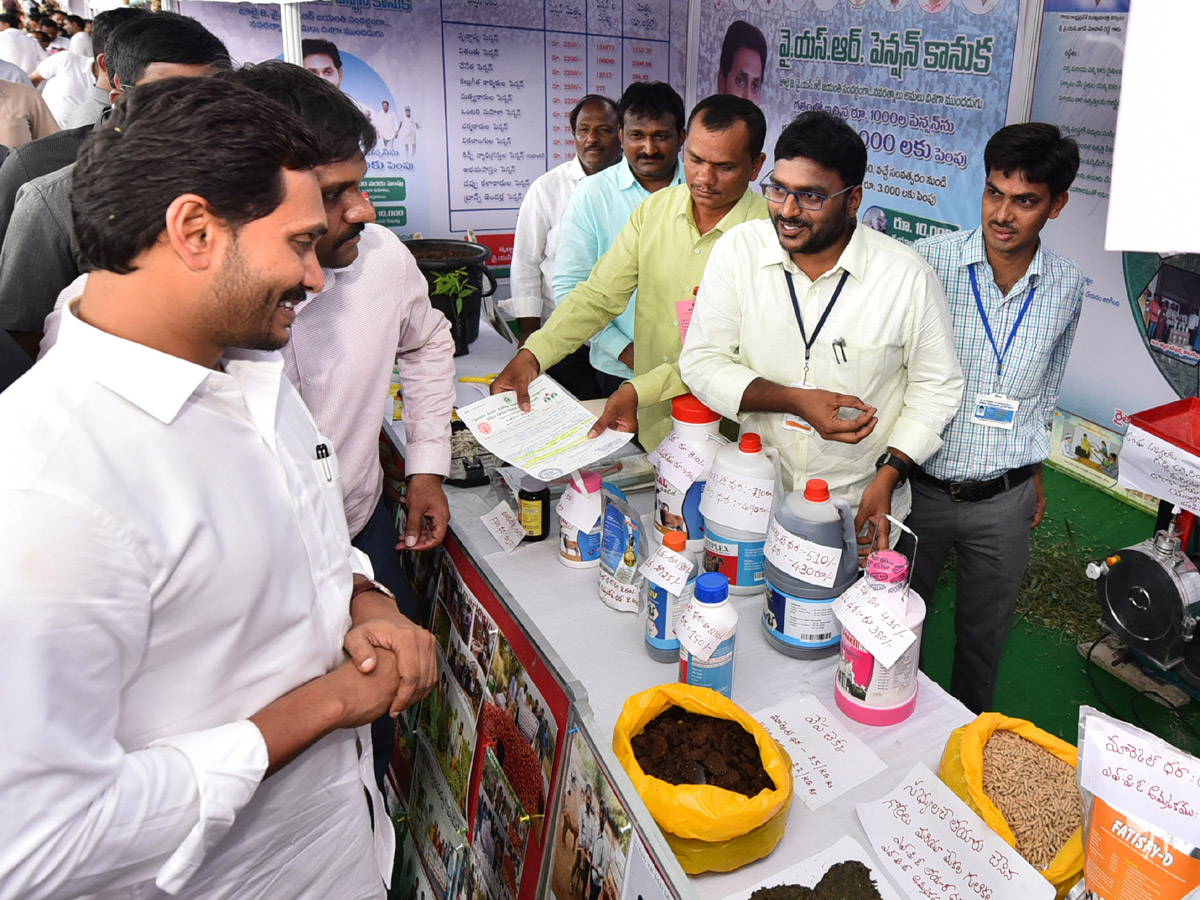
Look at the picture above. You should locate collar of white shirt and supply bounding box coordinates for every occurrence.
[763,217,869,287]
[60,296,284,427]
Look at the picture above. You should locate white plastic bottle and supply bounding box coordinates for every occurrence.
[701,433,779,595]
[653,394,724,554]
[679,572,738,698]
[645,530,700,663]
[558,470,603,568]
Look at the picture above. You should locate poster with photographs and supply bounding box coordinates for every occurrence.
[419,645,479,816]
[384,703,421,815]
[450,847,490,900]
[473,748,531,900]
[486,633,558,793]
[395,820,442,900]
[549,730,634,900]
[410,733,470,900]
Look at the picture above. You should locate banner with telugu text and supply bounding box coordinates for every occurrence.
[698,0,1020,241]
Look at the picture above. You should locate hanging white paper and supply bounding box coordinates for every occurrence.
[753,695,886,811]
[648,430,708,493]
[1079,707,1200,848]
[857,764,1053,900]
[677,600,733,660]
[556,473,602,534]
[482,501,525,554]
[1117,424,1200,516]
[638,544,693,595]
[832,579,916,669]
[456,374,633,481]
[764,518,844,589]
[697,468,774,533]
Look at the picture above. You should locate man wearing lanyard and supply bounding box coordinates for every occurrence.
[905,123,1082,714]
[680,110,963,550]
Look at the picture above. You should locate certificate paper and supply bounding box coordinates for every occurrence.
[457,374,633,481]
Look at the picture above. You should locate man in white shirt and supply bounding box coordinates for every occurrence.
[399,104,419,155]
[504,92,620,398]
[230,60,456,785]
[376,97,398,149]
[29,37,90,124]
[0,76,434,899]
[0,12,45,73]
[680,110,964,550]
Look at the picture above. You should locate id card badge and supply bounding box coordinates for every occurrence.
[783,382,817,434]
[972,393,1019,430]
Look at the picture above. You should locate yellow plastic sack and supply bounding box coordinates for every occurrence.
[613,683,793,874]
[939,712,1084,900]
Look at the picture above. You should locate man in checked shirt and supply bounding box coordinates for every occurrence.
[905,123,1082,714]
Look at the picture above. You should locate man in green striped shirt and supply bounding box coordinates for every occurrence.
[491,94,768,452]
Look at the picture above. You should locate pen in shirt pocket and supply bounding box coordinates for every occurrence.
[832,337,848,364]
[316,442,333,481]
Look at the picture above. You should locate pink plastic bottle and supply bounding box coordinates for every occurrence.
[834,550,926,726]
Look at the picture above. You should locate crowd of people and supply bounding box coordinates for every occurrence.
[0,6,1083,896]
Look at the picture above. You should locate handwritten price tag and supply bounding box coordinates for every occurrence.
[598,570,641,612]
[1118,425,1200,515]
[677,600,733,660]
[857,763,1052,900]
[482,501,525,554]
[1079,707,1200,847]
[648,431,708,493]
[698,469,774,532]
[638,544,693,595]
[764,519,843,588]
[832,579,916,669]
[556,475,601,534]
[754,695,885,811]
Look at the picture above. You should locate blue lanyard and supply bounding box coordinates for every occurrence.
[785,269,850,380]
[968,264,1037,380]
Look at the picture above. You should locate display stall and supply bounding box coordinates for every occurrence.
[377,321,1113,900]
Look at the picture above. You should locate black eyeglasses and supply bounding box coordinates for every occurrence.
[759,173,859,211]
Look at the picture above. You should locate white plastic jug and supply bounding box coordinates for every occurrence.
[699,433,780,595]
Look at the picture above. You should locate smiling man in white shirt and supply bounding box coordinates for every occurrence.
[680,110,963,551]
[0,77,434,899]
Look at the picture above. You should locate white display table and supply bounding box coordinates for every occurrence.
[385,320,976,899]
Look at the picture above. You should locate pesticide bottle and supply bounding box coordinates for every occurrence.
[701,433,779,595]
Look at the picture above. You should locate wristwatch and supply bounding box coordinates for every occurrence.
[875,452,910,485]
[350,578,397,603]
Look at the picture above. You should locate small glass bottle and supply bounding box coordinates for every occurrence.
[518,475,550,542]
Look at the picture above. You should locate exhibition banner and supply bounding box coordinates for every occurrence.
[697,0,1021,239]
[182,0,688,264]
[1029,0,1180,508]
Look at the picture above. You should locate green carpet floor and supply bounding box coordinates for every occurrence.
[918,466,1200,755]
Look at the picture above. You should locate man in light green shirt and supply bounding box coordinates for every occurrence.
[491,94,768,452]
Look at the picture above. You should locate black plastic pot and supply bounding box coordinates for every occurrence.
[403,239,498,355]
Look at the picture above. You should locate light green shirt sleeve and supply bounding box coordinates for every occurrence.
[524,210,642,373]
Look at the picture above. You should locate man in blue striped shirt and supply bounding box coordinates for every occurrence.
[906,123,1082,714]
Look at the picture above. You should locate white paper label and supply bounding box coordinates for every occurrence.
[857,763,1054,900]
[764,519,844,589]
[598,570,640,612]
[1118,424,1200,516]
[648,431,708,493]
[556,475,601,534]
[677,601,734,660]
[832,579,917,669]
[638,545,692,595]
[698,468,774,533]
[753,696,886,811]
[1079,707,1200,847]
[482,501,525,554]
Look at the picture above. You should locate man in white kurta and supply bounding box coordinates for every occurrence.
[0,76,434,899]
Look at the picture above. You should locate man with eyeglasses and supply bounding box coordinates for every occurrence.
[680,110,963,552]
[901,123,1081,714]
[492,94,769,453]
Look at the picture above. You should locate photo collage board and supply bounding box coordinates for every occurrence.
[389,534,575,900]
